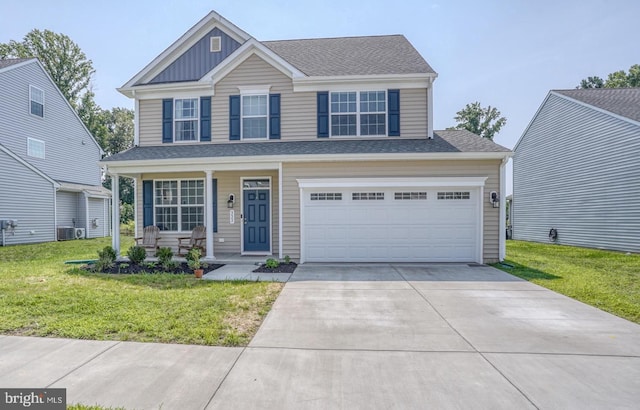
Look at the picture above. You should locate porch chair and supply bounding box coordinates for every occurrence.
[134,225,160,256]
[178,225,207,256]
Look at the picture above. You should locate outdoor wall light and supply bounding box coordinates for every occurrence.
[490,191,500,208]
[227,194,235,208]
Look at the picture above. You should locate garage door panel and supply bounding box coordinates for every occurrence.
[303,187,480,262]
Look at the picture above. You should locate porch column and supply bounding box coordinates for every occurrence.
[205,170,215,260]
[111,173,120,256]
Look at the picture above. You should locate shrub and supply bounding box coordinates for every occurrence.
[157,247,174,268]
[283,255,291,264]
[94,246,116,271]
[127,246,147,264]
[186,248,202,270]
[265,258,279,269]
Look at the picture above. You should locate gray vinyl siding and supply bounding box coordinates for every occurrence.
[0,149,55,244]
[513,93,640,252]
[137,55,430,146]
[148,27,241,84]
[56,191,80,227]
[0,61,102,186]
[77,194,87,230]
[88,197,108,238]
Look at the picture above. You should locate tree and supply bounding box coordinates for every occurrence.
[578,64,640,89]
[449,102,507,140]
[0,29,95,108]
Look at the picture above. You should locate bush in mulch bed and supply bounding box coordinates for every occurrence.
[253,257,297,274]
[83,261,225,275]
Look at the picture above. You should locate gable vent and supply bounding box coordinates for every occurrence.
[210,36,221,52]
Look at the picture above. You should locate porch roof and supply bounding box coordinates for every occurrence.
[102,130,510,163]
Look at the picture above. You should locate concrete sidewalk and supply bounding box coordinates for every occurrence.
[1,264,639,409]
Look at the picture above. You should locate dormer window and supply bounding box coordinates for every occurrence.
[29,85,44,117]
[174,98,199,141]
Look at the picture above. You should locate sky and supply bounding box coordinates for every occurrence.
[2,0,638,193]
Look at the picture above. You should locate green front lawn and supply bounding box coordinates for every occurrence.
[0,237,282,346]
[494,240,640,323]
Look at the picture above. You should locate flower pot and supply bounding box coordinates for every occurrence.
[194,269,204,278]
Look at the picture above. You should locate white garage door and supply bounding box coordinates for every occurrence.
[302,186,481,263]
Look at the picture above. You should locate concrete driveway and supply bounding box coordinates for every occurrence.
[1,264,639,409]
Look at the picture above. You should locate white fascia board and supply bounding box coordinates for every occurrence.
[297,176,488,189]
[122,82,214,100]
[101,151,509,177]
[293,73,437,92]
[513,91,553,152]
[202,39,306,85]
[0,144,60,188]
[121,11,253,90]
[551,91,640,128]
[0,58,38,74]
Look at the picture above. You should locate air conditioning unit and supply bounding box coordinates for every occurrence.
[57,227,75,241]
[75,228,85,239]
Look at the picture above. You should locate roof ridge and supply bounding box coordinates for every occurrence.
[262,34,405,43]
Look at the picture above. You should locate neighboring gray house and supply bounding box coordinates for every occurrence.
[513,88,640,252]
[0,58,110,245]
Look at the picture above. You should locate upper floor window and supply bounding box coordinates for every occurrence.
[242,94,268,139]
[330,91,386,137]
[29,85,44,117]
[27,137,45,159]
[174,98,199,142]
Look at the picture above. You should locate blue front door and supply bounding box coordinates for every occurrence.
[243,189,270,252]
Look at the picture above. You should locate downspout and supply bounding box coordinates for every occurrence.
[278,162,283,260]
[133,92,140,146]
[499,156,508,261]
[85,192,90,239]
[427,78,434,139]
[53,184,57,241]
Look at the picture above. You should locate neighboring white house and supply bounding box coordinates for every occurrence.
[513,88,640,252]
[102,10,511,263]
[0,58,111,245]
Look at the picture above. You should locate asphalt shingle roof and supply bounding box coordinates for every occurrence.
[0,58,34,69]
[262,35,435,76]
[102,130,509,163]
[554,88,640,123]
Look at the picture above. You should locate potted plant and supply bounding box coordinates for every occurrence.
[186,248,204,278]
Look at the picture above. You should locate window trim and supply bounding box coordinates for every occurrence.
[153,178,206,232]
[173,97,200,143]
[27,137,45,159]
[240,91,269,140]
[329,90,387,138]
[210,36,221,52]
[29,85,44,118]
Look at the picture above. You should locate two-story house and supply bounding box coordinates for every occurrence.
[0,58,110,245]
[102,11,510,263]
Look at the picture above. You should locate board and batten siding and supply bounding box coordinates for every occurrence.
[0,61,102,186]
[0,149,55,244]
[281,160,501,262]
[134,171,280,255]
[137,54,430,146]
[513,93,640,252]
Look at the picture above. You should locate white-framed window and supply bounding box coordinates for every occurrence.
[330,91,386,137]
[352,192,385,200]
[210,36,221,52]
[242,94,268,139]
[29,85,44,117]
[174,98,199,142]
[27,137,45,159]
[437,191,470,200]
[154,179,204,231]
[310,193,342,201]
[394,192,427,200]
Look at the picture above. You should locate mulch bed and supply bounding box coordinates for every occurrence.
[253,262,298,274]
[84,261,224,275]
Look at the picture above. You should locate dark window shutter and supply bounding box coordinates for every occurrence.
[143,180,154,227]
[269,93,281,139]
[388,89,400,136]
[200,97,211,142]
[229,95,241,140]
[212,179,218,233]
[317,92,329,138]
[162,99,173,143]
